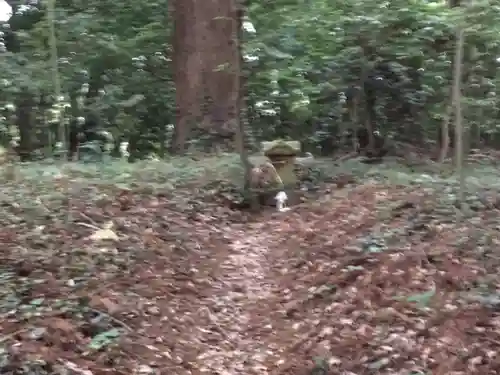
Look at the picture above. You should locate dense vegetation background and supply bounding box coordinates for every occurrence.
[1,0,499,161]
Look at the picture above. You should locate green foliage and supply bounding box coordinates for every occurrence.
[246,0,500,148]
[88,328,121,350]
[9,155,244,189]
[1,0,172,156]
[2,0,500,156]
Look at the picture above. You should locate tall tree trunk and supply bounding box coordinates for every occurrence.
[438,0,463,163]
[453,15,466,221]
[235,3,258,210]
[199,0,241,151]
[172,0,240,154]
[171,0,202,154]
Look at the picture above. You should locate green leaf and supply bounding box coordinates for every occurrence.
[394,285,436,308]
[405,287,436,307]
[263,46,293,60]
[88,328,122,350]
[30,298,45,306]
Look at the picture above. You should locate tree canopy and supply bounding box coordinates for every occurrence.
[0,0,499,157]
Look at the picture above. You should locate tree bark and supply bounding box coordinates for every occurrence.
[16,91,35,161]
[453,20,466,221]
[172,0,241,154]
[171,0,202,153]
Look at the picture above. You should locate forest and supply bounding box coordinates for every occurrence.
[1,0,500,374]
[0,0,498,160]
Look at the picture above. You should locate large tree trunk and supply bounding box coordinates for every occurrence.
[171,0,202,153]
[172,0,240,154]
[200,0,240,146]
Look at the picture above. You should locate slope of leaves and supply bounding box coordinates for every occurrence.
[0,159,247,374]
[262,184,500,374]
[1,158,500,375]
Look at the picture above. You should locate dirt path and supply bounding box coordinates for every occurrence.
[0,185,401,375]
[127,187,384,375]
[175,192,381,374]
[167,184,500,375]
[4,184,500,375]
[192,227,280,374]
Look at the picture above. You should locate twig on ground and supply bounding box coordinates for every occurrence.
[75,222,101,231]
[89,308,133,332]
[0,327,32,343]
[78,212,99,227]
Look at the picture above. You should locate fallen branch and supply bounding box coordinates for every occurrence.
[334,151,358,162]
[0,327,32,343]
[89,308,133,332]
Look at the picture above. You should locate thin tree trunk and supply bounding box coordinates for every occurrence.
[438,100,452,163]
[453,26,466,220]
[235,3,258,211]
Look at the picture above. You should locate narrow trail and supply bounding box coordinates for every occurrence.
[191,219,285,375]
[179,190,382,375]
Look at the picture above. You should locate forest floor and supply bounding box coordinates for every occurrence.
[2,155,500,375]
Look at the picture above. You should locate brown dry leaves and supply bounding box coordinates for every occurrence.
[0,180,499,375]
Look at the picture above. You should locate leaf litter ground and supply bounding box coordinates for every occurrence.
[1,160,500,375]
